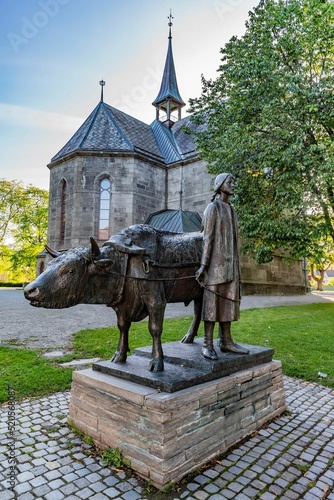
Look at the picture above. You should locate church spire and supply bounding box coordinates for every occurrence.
[152,11,185,128]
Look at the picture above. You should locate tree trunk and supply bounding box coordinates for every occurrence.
[310,265,325,291]
[316,278,324,292]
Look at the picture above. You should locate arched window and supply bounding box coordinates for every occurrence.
[60,180,66,242]
[98,178,111,240]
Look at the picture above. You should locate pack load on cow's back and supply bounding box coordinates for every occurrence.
[104,224,203,269]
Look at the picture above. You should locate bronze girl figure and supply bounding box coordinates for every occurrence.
[196,173,249,360]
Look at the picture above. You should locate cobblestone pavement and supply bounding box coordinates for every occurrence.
[1,377,333,499]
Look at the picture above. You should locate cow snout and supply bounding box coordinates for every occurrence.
[24,284,41,303]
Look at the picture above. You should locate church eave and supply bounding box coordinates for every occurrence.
[152,95,186,109]
[165,155,201,169]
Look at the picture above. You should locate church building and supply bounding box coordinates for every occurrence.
[40,17,307,295]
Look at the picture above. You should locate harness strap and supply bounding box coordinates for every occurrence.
[150,261,201,268]
[94,262,239,301]
[77,249,239,302]
[202,285,241,303]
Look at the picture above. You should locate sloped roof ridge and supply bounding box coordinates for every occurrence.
[104,102,148,126]
[104,104,166,162]
[51,104,100,161]
[150,119,182,164]
[51,102,135,162]
[76,102,101,150]
[102,103,134,149]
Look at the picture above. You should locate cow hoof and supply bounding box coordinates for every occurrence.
[149,358,164,372]
[181,332,195,343]
[111,352,127,363]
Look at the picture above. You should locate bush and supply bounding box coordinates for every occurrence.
[0,281,24,288]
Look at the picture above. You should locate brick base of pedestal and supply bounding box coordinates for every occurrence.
[68,359,286,490]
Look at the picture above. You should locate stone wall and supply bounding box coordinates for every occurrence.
[69,360,286,489]
[47,154,167,251]
[240,254,307,295]
[132,159,166,225]
[167,159,213,216]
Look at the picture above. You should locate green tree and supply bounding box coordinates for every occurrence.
[308,237,334,291]
[0,180,48,281]
[190,0,334,263]
[0,179,25,244]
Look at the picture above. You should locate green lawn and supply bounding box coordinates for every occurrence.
[0,347,73,404]
[1,302,333,404]
[233,303,333,386]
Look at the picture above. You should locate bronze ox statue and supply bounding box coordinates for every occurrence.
[24,225,203,371]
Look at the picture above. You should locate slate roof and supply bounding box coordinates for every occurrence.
[146,209,202,233]
[171,116,204,160]
[51,100,201,165]
[150,120,182,163]
[51,102,165,163]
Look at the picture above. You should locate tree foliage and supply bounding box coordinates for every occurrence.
[0,180,48,281]
[308,237,334,290]
[190,0,334,263]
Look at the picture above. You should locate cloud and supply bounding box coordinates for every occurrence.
[0,102,82,132]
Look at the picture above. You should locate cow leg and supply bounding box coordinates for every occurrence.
[111,315,131,363]
[147,305,165,372]
[181,297,203,343]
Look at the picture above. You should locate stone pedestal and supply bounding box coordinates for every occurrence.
[69,342,286,489]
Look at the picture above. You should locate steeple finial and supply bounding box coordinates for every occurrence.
[152,12,185,128]
[168,9,173,39]
[99,79,105,102]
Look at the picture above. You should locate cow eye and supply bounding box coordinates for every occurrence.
[67,268,75,274]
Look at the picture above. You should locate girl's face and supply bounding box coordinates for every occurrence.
[221,176,235,196]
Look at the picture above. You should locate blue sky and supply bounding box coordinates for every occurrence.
[0,0,258,190]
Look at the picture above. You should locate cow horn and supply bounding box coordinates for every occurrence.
[45,245,61,258]
[90,237,101,257]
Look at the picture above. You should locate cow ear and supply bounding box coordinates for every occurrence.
[45,245,61,258]
[90,237,101,257]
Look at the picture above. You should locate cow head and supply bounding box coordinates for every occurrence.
[24,238,118,309]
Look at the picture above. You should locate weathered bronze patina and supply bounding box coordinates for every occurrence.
[194,173,249,360]
[24,225,204,372]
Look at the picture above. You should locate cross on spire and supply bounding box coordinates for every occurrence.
[168,9,173,38]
